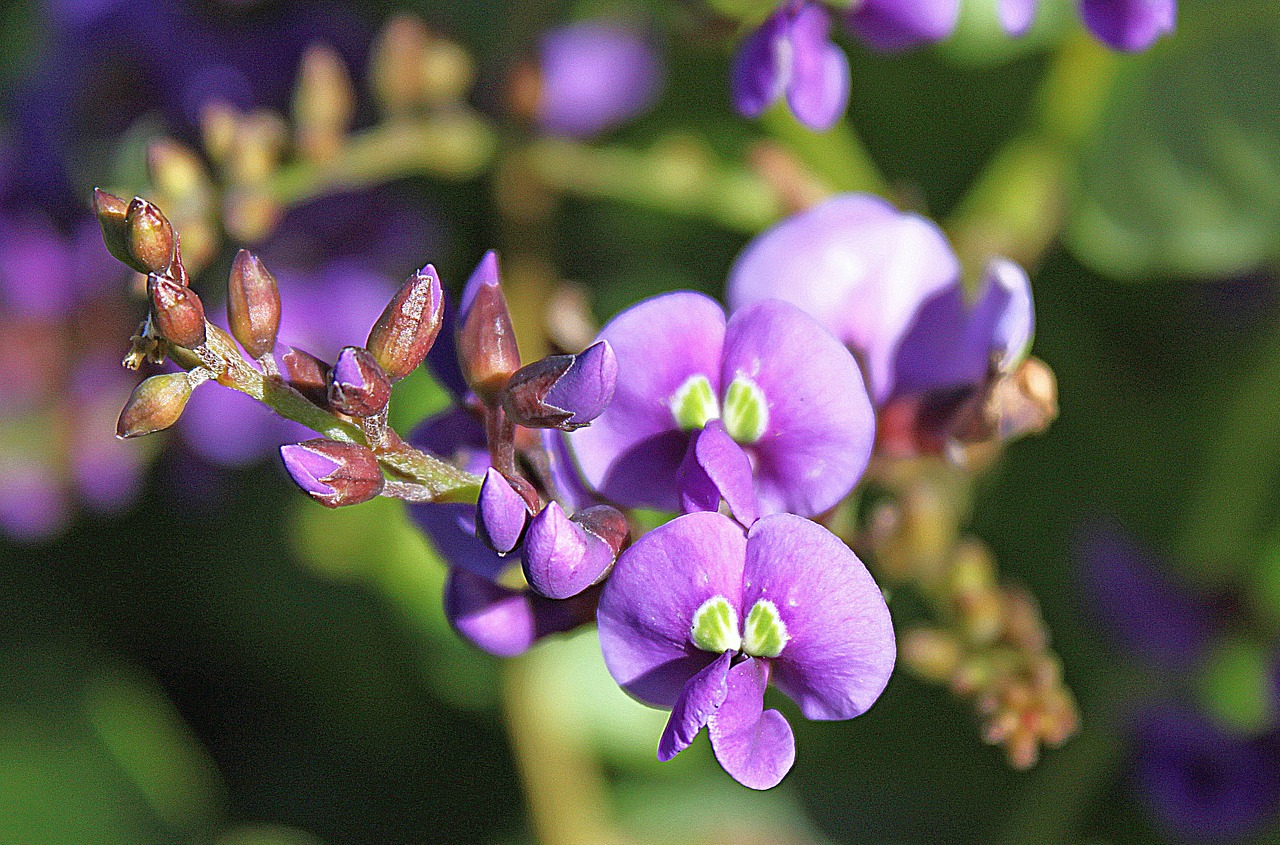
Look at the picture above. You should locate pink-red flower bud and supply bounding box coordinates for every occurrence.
[125,197,176,275]
[280,439,384,508]
[116,372,194,438]
[457,251,521,405]
[93,188,136,270]
[148,274,207,348]
[366,265,445,381]
[281,346,332,406]
[227,250,282,359]
[328,346,392,417]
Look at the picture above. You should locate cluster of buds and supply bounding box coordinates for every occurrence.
[863,460,1080,769]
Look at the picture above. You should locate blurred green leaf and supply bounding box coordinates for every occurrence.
[1195,635,1276,734]
[1068,1,1280,280]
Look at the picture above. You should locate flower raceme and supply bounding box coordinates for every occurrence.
[597,510,896,789]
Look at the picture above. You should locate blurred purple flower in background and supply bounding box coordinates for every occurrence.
[731,1,850,131]
[845,0,961,52]
[534,21,664,139]
[565,291,874,517]
[997,0,1176,51]
[597,511,895,788]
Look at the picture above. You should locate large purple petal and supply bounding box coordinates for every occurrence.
[1079,0,1175,52]
[784,4,850,132]
[730,8,788,119]
[721,301,874,516]
[658,650,733,762]
[707,657,795,790]
[597,511,747,707]
[566,292,726,511]
[677,420,759,526]
[845,0,961,52]
[727,194,960,405]
[744,514,895,720]
[1075,519,1212,670]
[999,0,1038,35]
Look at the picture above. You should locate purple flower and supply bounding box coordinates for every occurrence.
[997,0,1174,51]
[998,0,1038,36]
[0,461,70,542]
[731,2,850,131]
[597,511,895,789]
[444,567,600,658]
[1132,707,1280,842]
[565,292,874,517]
[845,0,960,52]
[535,21,663,139]
[728,194,1033,408]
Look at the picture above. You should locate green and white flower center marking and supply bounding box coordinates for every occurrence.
[742,598,789,658]
[721,375,769,444]
[670,374,721,431]
[690,595,742,654]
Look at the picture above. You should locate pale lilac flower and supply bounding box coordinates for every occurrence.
[597,511,895,789]
[728,194,1033,406]
[565,292,874,517]
[536,21,663,139]
[731,1,850,131]
[845,0,960,52]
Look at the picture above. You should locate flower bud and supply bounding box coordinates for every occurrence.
[281,346,332,406]
[443,567,540,657]
[366,265,445,382]
[280,440,384,507]
[125,197,175,275]
[293,43,356,162]
[328,346,392,417]
[477,468,532,555]
[502,341,617,430]
[116,372,194,438]
[93,188,136,270]
[148,274,207,348]
[227,250,281,359]
[457,251,521,404]
[522,501,616,599]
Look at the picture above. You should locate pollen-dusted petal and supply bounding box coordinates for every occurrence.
[707,657,795,790]
[566,292,727,511]
[676,420,759,526]
[1079,0,1175,52]
[658,650,732,762]
[845,0,961,51]
[597,511,748,707]
[743,514,896,721]
[784,3,850,131]
[727,193,960,405]
[721,300,874,517]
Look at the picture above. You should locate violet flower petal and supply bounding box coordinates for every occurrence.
[597,511,748,707]
[477,468,529,555]
[541,429,598,513]
[727,194,960,405]
[784,3,850,131]
[443,567,539,657]
[677,420,759,526]
[458,250,499,324]
[744,514,895,720]
[1075,519,1212,671]
[537,22,663,139]
[845,0,961,52]
[1079,0,1175,52]
[543,340,618,426]
[730,9,788,119]
[721,300,874,516]
[707,656,796,790]
[658,650,733,762]
[999,0,1038,35]
[523,501,615,599]
[567,292,727,511]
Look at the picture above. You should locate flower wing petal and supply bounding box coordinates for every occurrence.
[707,656,795,790]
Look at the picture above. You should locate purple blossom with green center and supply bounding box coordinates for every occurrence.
[536,21,663,139]
[731,1,850,131]
[728,194,1033,406]
[564,292,874,517]
[597,511,895,789]
[845,0,960,52]
[997,0,1175,51]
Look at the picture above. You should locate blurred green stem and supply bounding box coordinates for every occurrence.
[760,107,890,197]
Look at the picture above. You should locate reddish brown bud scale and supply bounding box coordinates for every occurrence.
[328,346,392,418]
[125,197,176,275]
[571,505,630,556]
[457,276,520,404]
[281,346,332,406]
[148,274,207,348]
[117,372,194,438]
[92,188,137,270]
[366,266,444,382]
[227,250,282,358]
[502,355,574,428]
[280,440,385,508]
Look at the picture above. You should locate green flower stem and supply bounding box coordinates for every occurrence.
[170,327,481,503]
[946,33,1120,280]
[268,110,499,208]
[526,135,782,233]
[760,107,891,198]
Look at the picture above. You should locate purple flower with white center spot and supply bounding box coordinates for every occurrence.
[728,194,1034,407]
[597,511,895,789]
[536,21,664,140]
[565,292,874,517]
[731,1,850,131]
[845,0,960,52]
